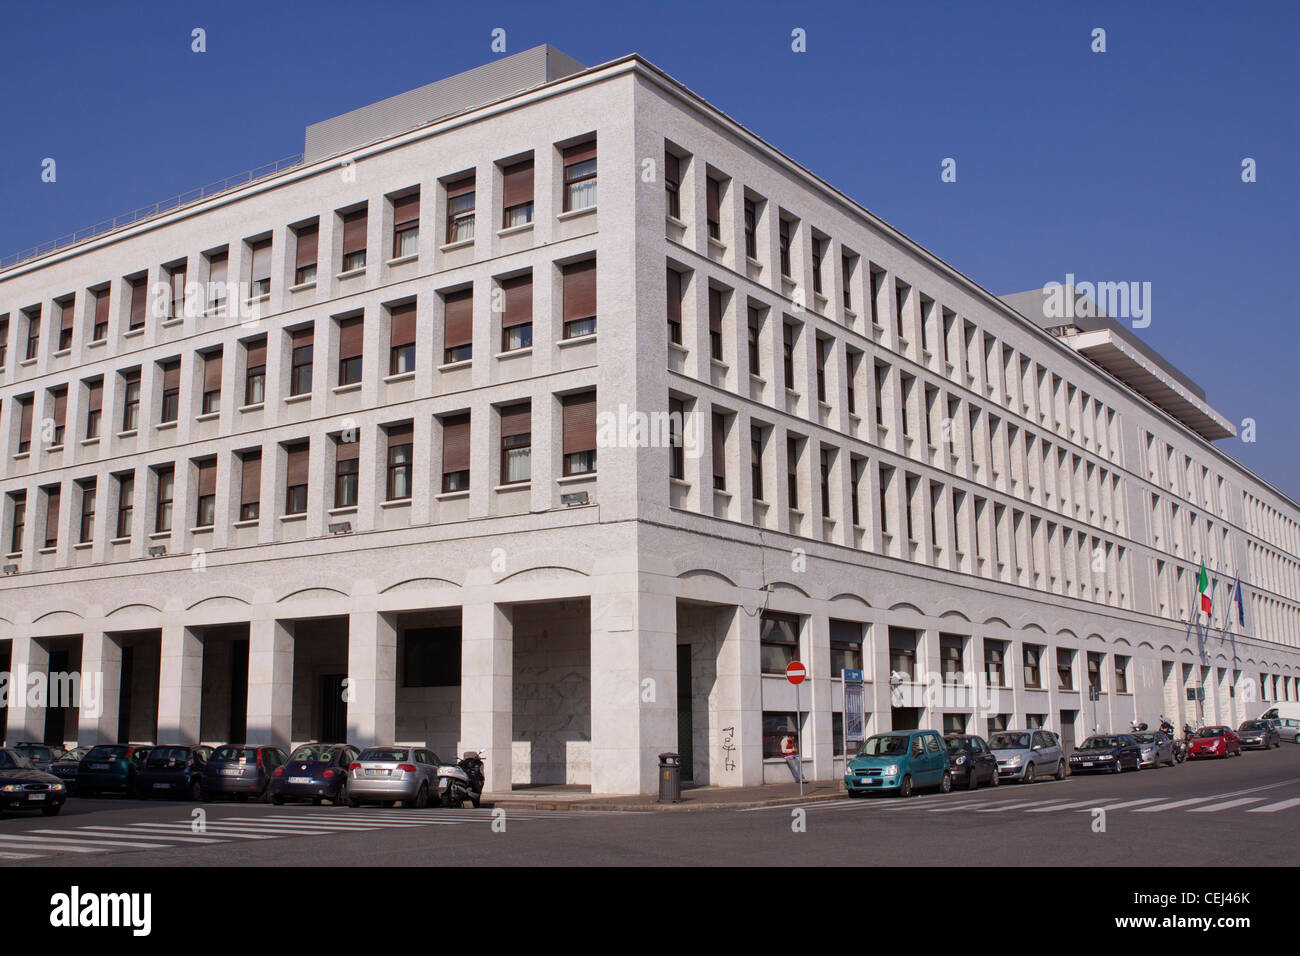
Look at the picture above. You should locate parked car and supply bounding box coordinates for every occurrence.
[1133,731,1177,767]
[76,744,151,796]
[943,734,999,790]
[1187,726,1242,759]
[347,746,449,808]
[136,745,212,799]
[1068,734,1143,773]
[202,745,287,802]
[989,729,1066,783]
[0,748,67,816]
[48,747,88,789]
[844,729,953,798]
[270,743,358,805]
[13,742,62,772]
[1236,720,1280,750]
[1273,717,1300,744]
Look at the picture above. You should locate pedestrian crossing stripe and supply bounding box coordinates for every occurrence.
[1246,798,1300,813]
[1188,797,1266,812]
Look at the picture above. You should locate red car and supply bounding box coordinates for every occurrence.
[1187,726,1242,759]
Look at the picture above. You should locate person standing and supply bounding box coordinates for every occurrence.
[780,733,803,783]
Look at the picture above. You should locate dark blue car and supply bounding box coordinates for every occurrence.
[269,743,358,805]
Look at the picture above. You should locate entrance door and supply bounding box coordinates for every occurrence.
[321,674,347,742]
[1058,710,1077,755]
[229,640,248,743]
[44,650,69,746]
[676,644,693,781]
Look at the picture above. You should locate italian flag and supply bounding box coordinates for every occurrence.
[1197,562,1212,618]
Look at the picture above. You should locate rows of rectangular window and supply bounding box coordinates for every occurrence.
[1148,489,1236,576]
[660,147,1123,465]
[1142,430,1231,522]
[1,390,596,558]
[1243,489,1300,557]
[1246,539,1300,617]
[0,138,598,371]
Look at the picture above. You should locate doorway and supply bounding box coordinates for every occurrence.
[321,674,347,742]
[1058,710,1077,755]
[676,644,693,781]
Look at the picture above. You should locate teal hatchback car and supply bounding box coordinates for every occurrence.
[844,729,953,798]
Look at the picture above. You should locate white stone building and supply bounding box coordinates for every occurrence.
[1,46,1297,794]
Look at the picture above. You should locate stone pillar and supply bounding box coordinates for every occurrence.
[808,611,833,780]
[7,635,48,743]
[157,625,202,745]
[247,616,293,751]
[346,609,396,748]
[589,582,677,795]
[712,604,763,787]
[78,631,121,745]
[460,601,513,794]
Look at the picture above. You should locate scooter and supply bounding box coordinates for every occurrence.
[436,751,485,809]
[1160,716,1186,764]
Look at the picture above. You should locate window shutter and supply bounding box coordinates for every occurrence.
[501,275,532,329]
[502,160,534,208]
[441,414,470,473]
[446,176,475,199]
[94,289,110,327]
[44,487,60,543]
[562,260,597,323]
[245,338,267,368]
[387,422,413,449]
[19,398,33,442]
[291,326,314,349]
[393,193,420,228]
[240,453,261,505]
[203,351,223,391]
[712,412,726,479]
[390,302,417,347]
[500,402,530,438]
[285,444,310,487]
[129,279,147,326]
[342,210,367,255]
[250,240,272,283]
[707,178,721,221]
[52,390,66,428]
[563,141,597,166]
[748,306,761,334]
[830,620,861,645]
[87,380,103,413]
[60,299,75,333]
[664,152,680,185]
[169,270,185,306]
[562,392,597,455]
[197,459,217,497]
[709,287,723,334]
[666,271,682,325]
[209,252,228,287]
[162,361,180,392]
[336,436,360,463]
[443,289,473,349]
[338,316,364,359]
[296,223,318,269]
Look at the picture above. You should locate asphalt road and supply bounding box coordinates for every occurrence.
[3,746,1297,866]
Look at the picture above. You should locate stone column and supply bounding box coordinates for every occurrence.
[713,603,763,787]
[346,609,396,748]
[7,634,48,743]
[459,601,513,794]
[77,630,121,745]
[156,625,202,745]
[247,616,293,751]
[808,611,833,780]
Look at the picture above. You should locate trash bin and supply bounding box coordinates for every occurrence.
[658,752,681,804]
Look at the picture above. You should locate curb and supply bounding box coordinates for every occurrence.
[488,790,847,812]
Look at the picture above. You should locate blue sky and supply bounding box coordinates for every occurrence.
[2,0,1296,498]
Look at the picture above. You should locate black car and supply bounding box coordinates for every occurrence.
[202,745,287,802]
[136,745,213,799]
[1237,720,1281,750]
[13,742,62,773]
[0,748,68,816]
[48,747,89,789]
[270,743,359,805]
[943,733,999,790]
[1067,734,1143,774]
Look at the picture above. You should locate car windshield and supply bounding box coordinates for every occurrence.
[1194,728,1225,738]
[149,747,191,762]
[85,745,130,760]
[856,735,908,757]
[0,750,37,770]
[57,748,87,761]
[1080,737,1119,749]
[1237,722,1264,732]
[289,745,340,762]
[943,736,970,753]
[1133,733,1156,743]
[211,746,259,762]
[990,733,1031,750]
[17,745,54,761]
[360,748,410,762]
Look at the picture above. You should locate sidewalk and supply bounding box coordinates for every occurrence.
[486,778,846,811]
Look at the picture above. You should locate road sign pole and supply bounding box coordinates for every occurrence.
[796,678,803,796]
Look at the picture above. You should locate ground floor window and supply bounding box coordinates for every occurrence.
[762,711,799,759]
[988,713,1011,734]
[1026,713,1047,729]
[760,612,799,674]
[943,713,968,735]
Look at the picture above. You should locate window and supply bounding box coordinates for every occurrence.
[561,392,597,476]
[889,628,917,680]
[782,321,796,387]
[386,424,414,500]
[335,437,359,508]
[811,237,824,294]
[706,177,721,240]
[24,307,40,360]
[708,287,725,361]
[669,398,686,481]
[155,466,174,533]
[501,274,533,352]
[747,307,762,376]
[502,158,534,227]
[760,612,799,674]
[289,327,313,396]
[0,316,8,365]
[442,289,473,364]
[42,486,60,549]
[389,302,416,374]
[830,620,863,674]
[751,425,764,500]
[984,641,1005,687]
[779,218,791,276]
[561,259,597,339]
[84,379,103,439]
[57,297,74,350]
[445,176,475,243]
[712,412,727,491]
[842,253,854,311]
[1114,655,1129,693]
[49,387,67,446]
[744,198,757,259]
[78,479,96,544]
[341,209,367,272]
[666,270,683,346]
[816,338,828,403]
[819,447,831,518]
[284,443,309,515]
[664,151,680,219]
[763,712,800,759]
[121,371,141,432]
[195,459,216,527]
[940,634,964,682]
[239,451,261,521]
[338,316,363,385]
[293,222,318,285]
[392,192,419,258]
[562,140,597,211]
[499,404,530,485]
[9,493,25,553]
[441,413,470,492]
[128,277,147,331]
[159,360,180,423]
[114,475,133,539]
[207,251,228,311]
[1023,645,1042,689]
[201,349,222,414]
[244,338,267,405]
[1087,652,1103,691]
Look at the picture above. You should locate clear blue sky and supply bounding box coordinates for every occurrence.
[2,1,1296,498]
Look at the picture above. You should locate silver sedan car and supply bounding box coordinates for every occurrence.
[1133,731,1176,767]
[346,746,442,808]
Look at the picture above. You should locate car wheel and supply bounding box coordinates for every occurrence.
[271,793,285,806]
[311,797,322,806]
[189,780,202,801]
[846,788,863,799]
[347,796,361,808]
[1111,759,1122,774]
[412,783,429,809]
[898,775,914,798]
[939,771,953,794]
[471,794,481,809]
[41,804,61,816]
[1055,760,1067,781]
[966,767,980,790]
[334,781,349,806]
[1022,763,1035,785]
[201,788,213,803]
[989,767,1000,787]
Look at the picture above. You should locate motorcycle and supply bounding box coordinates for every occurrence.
[436,751,485,809]
[1160,716,1186,764]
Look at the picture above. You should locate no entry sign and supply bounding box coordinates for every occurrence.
[786,661,806,685]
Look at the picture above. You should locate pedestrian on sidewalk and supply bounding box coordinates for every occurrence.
[780,734,803,783]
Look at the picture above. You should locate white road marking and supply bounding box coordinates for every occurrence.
[1188,798,1267,813]
[1132,797,1218,812]
[975,798,1073,812]
[0,833,170,849]
[0,840,104,854]
[79,826,224,843]
[0,850,43,859]
[1246,798,1300,813]
[1025,799,1114,813]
